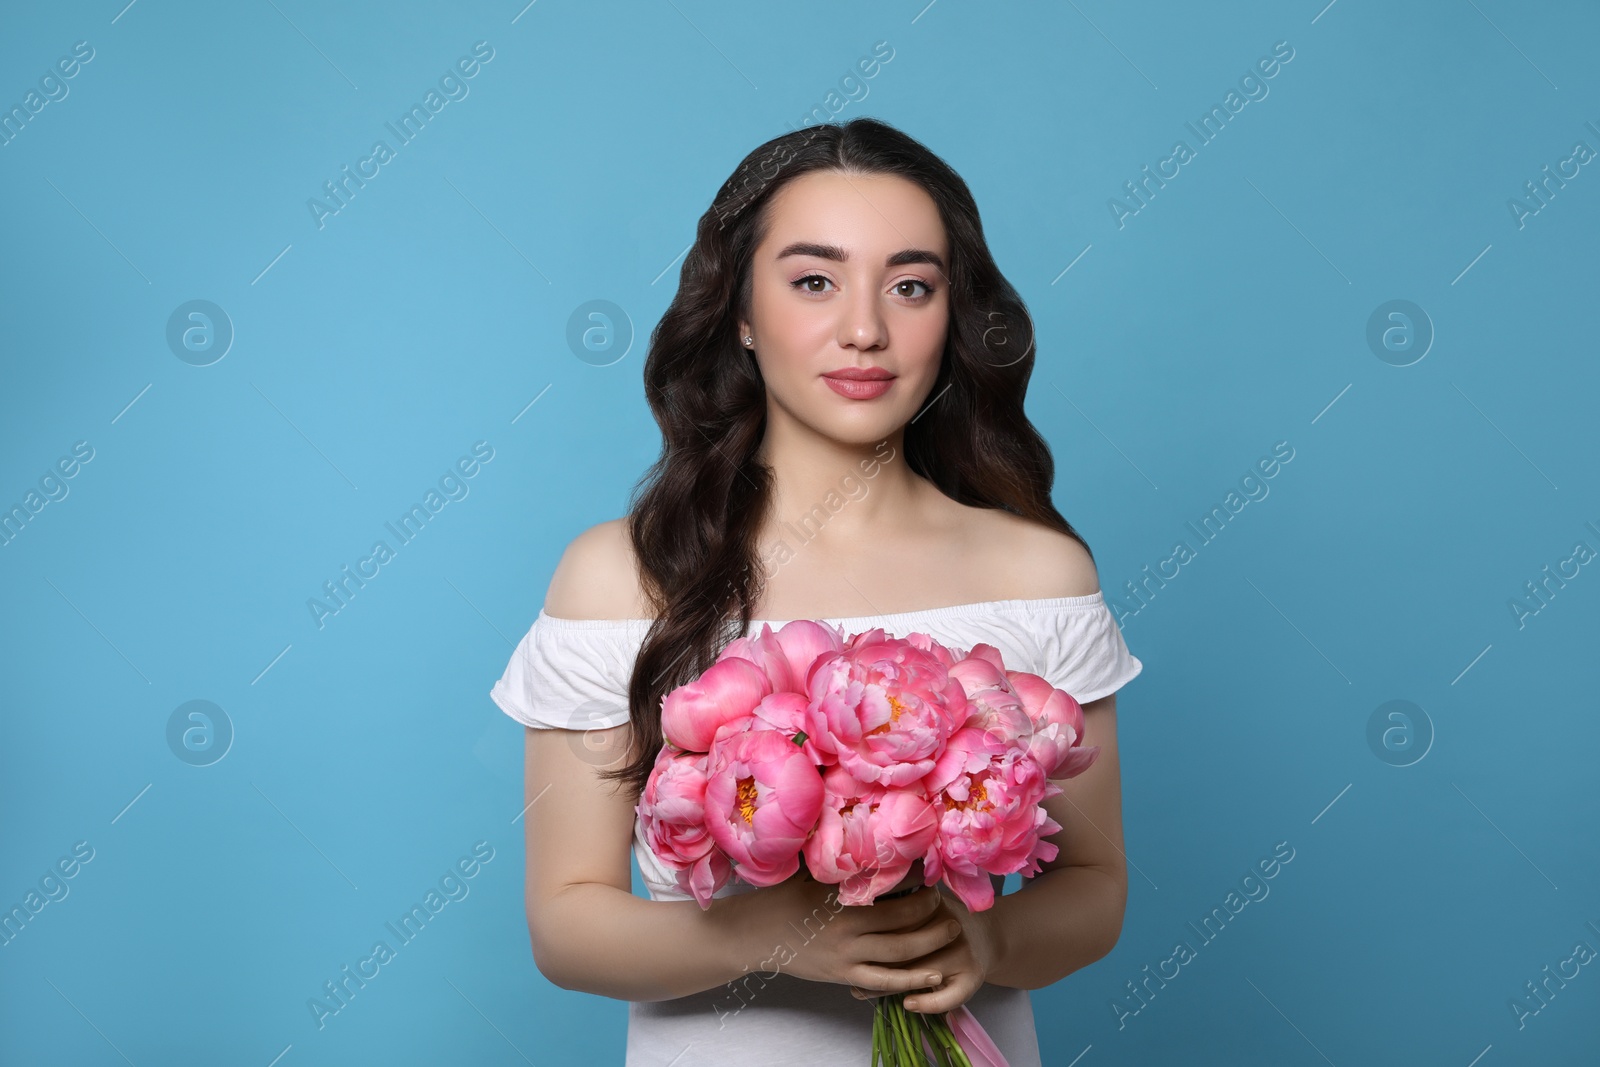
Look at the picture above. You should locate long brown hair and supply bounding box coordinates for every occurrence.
[601,117,1090,798]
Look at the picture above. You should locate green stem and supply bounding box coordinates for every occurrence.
[893,996,919,1065]
[906,1004,932,1065]
[908,1011,940,1067]
[920,1011,952,1067]
[943,1012,966,1067]
[943,1017,966,1067]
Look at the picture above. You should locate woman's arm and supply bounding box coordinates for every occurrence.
[522,522,764,1000]
[984,692,1129,989]
[972,528,1131,988]
[522,723,756,1002]
[523,724,957,1003]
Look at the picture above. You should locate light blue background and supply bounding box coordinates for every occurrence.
[3,1,1596,1064]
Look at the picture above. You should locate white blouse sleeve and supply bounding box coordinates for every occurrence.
[489,612,645,730]
[1038,593,1143,705]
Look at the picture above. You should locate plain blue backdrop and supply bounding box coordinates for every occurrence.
[2,1,1596,1063]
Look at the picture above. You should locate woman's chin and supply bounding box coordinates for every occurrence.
[794,412,909,448]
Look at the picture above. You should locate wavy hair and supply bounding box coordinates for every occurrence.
[601,117,1090,797]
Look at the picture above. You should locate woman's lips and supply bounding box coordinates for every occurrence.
[822,375,894,400]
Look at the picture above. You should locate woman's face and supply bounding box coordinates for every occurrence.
[740,169,950,446]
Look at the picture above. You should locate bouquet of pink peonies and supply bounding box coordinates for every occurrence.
[634,619,1100,1067]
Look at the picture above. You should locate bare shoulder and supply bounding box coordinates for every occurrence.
[541,518,654,621]
[972,506,1102,600]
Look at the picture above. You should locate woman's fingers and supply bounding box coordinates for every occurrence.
[847,962,945,996]
[858,912,961,964]
[845,884,941,938]
[904,970,978,1014]
[875,884,944,929]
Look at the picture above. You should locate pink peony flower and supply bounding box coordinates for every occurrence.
[802,764,938,906]
[805,629,970,788]
[750,690,836,768]
[1006,670,1099,780]
[904,630,962,671]
[703,723,825,887]
[772,619,847,692]
[660,655,772,753]
[718,619,847,695]
[716,623,798,693]
[949,646,1035,755]
[635,744,734,908]
[920,726,1064,911]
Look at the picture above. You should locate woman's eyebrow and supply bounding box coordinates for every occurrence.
[774,241,946,273]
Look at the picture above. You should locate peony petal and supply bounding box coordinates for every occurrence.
[718,624,800,693]
[1050,743,1100,780]
[948,1004,1011,1067]
[949,655,1009,697]
[773,620,845,693]
[941,864,996,912]
[661,656,773,752]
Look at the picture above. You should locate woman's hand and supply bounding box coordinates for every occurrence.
[730,863,963,998]
[850,880,1002,1014]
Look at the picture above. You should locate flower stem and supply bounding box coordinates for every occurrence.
[925,1013,955,1067]
[892,996,919,1064]
[931,1012,973,1067]
[913,1006,949,1066]
[906,1003,929,1064]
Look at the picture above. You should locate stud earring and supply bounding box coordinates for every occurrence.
[743,336,753,346]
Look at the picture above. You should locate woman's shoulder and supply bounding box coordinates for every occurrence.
[954,502,1102,601]
[542,517,656,621]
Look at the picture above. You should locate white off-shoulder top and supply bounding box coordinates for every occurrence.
[489,593,1142,1067]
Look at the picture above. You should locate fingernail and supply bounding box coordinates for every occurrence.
[927,972,941,984]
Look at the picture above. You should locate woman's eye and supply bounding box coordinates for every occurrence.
[790,275,935,299]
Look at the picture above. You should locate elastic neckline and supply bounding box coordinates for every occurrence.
[536,591,1107,630]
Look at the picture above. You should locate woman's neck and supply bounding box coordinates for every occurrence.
[754,424,924,549]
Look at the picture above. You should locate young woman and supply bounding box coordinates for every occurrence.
[491,117,1143,1065]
